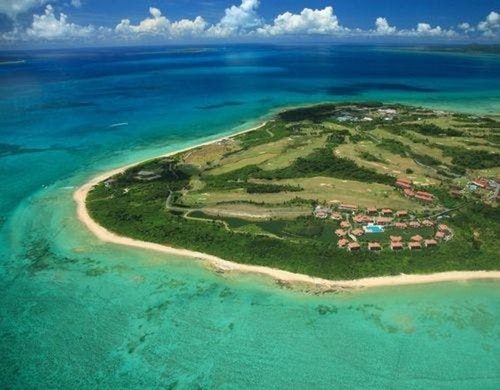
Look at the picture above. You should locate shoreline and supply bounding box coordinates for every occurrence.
[74,121,500,292]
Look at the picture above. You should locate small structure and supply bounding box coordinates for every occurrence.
[408,242,422,250]
[347,242,361,251]
[395,222,408,229]
[425,239,438,248]
[367,207,378,215]
[352,228,365,237]
[339,204,358,212]
[438,224,450,232]
[410,235,423,242]
[404,188,415,197]
[374,217,392,225]
[135,170,162,181]
[314,211,328,219]
[390,235,402,242]
[415,194,434,202]
[381,208,393,216]
[335,229,347,237]
[337,239,350,248]
[435,231,446,240]
[340,221,351,228]
[396,210,408,218]
[409,221,421,228]
[395,179,412,190]
[330,212,342,220]
[422,219,434,227]
[368,242,382,251]
[391,241,404,250]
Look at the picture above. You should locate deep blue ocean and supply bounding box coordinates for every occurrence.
[1,45,499,388]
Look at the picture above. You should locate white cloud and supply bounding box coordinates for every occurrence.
[375,17,396,35]
[208,0,261,37]
[257,6,346,36]
[458,22,474,32]
[71,0,83,8]
[478,11,500,36]
[115,7,207,38]
[26,4,94,39]
[0,0,45,19]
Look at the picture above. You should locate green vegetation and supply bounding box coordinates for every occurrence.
[87,103,500,280]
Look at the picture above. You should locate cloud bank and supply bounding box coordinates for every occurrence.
[1,1,499,45]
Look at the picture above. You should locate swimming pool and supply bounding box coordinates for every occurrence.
[363,225,384,233]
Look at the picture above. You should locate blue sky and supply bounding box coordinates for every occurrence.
[1,0,499,47]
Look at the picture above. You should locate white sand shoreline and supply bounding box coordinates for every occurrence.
[74,122,500,292]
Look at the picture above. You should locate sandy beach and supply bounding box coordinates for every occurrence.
[74,124,500,291]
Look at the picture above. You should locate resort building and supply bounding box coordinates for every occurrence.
[425,239,438,248]
[404,188,415,197]
[422,219,434,227]
[335,229,347,237]
[410,235,423,242]
[347,242,361,251]
[339,204,358,212]
[390,235,402,242]
[408,242,422,250]
[391,241,404,250]
[415,194,434,202]
[395,222,408,229]
[409,221,421,228]
[368,242,382,251]
[330,212,342,220]
[367,207,378,215]
[340,221,351,228]
[435,231,446,240]
[438,224,450,232]
[337,239,350,248]
[395,179,412,189]
[396,210,408,218]
[381,209,393,215]
[352,228,365,237]
[374,217,392,225]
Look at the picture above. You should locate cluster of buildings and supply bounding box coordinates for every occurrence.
[313,204,453,252]
[395,178,435,203]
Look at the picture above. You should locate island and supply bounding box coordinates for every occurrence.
[79,103,500,288]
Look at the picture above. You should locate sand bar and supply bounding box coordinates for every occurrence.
[74,123,500,291]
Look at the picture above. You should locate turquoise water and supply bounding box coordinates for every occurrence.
[1,45,499,388]
[364,225,384,233]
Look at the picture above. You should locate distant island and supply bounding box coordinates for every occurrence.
[80,103,500,287]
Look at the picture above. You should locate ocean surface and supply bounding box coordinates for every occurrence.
[0,45,499,388]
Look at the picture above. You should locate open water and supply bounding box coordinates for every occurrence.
[0,45,499,388]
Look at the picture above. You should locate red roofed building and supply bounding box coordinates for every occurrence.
[404,188,415,197]
[408,242,422,250]
[471,179,489,189]
[374,217,392,225]
[391,241,404,250]
[335,229,347,237]
[368,242,382,251]
[340,221,351,228]
[411,235,423,242]
[425,239,438,247]
[415,194,434,202]
[396,210,408,218]
[409,221,421,228]
[415,191,434,199]
[352,228,365,236]
[422,219,434,227]
[337,239,350,248]
[381,208,393,215]
[438,224,450,232]
[330,212,342,220]
[339,204,358,211]
[395,222,408,229]
[395,179,412,189]
[367,207,378,214]
[347,242,361,251]
[390,235,402,242]
[435,231,446,240]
